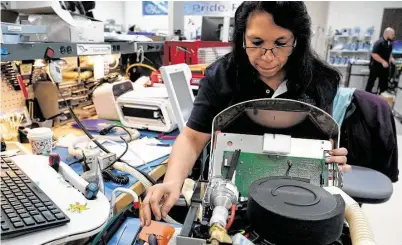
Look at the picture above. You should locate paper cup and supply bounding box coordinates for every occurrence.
[27,127,53,155]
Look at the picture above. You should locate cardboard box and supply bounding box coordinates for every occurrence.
[380,92,395,107]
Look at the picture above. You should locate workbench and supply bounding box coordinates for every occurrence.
[10,121,175,213]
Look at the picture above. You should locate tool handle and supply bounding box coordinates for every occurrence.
[48,152,60,172]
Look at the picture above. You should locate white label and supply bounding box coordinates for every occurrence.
[7,25,22,32]
[76,44,112,56]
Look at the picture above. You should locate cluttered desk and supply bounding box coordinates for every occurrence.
[0,18,396,245]
[1,124,178,245]
[1,39,196,245]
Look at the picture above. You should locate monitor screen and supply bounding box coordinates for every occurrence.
[393,40,402,55]
[169,71,194,123]
[201,17,234,41]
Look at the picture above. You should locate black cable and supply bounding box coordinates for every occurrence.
[68,159,83,166]
[110,136,129,166]
[100,126,156,185]
[55,83,156,185]
[131,226,143,245]
[82,152,90,172]
[100,125,133,142]
[226,149,241,180]
[102,169,129,185]
[110,135,156,185]
[56,84,110,153]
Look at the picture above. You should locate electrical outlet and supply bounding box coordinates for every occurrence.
[98,153,117,170]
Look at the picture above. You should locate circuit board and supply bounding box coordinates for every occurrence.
[221,151,327,197]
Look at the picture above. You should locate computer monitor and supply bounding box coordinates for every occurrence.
[201,17,234,41]
[392,40,402,55]
[160,64,195,132]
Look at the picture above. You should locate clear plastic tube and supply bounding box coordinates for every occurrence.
[112,161,180,225]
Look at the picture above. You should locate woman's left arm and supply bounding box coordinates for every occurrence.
[326,148,352,172]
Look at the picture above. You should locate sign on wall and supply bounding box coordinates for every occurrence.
[142,1,242,17]
[142,1,168,16]
[184,1,242,16]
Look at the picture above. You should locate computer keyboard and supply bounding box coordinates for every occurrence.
[1,155,70,239]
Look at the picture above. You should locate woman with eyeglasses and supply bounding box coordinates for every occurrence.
[140,1,398,226]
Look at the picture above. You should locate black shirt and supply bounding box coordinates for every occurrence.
[371,37,393,66]
[186,54,316,134]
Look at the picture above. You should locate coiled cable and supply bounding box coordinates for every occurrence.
[102,169,129,185]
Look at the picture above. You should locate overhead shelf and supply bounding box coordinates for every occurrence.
[334,34,372,38]
[331,64,348,68]
[1,41,164,61]
[329,49,370,53]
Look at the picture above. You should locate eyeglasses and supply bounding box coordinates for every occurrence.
[244,40,297,58]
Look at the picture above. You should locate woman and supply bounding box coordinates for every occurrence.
[140,1,367,226]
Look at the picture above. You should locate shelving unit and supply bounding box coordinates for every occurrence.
[331,64,348,68]
[326,31,372,68]
[1,41,164,61]
[325,28,373,87]
[1,40,164,125]
[329,50,369,54]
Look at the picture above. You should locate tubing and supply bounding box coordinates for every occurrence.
[112,161,181,225]
[225,205,236,230]
[113,161,153,189]
[125,63,157,78]
[324,187,377,245]
[111,187,139,216]
[181,178,195,206]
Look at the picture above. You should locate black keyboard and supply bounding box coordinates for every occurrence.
[1,156,70,239]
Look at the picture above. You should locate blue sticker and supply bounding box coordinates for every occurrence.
[142,1,168,16]
[1,47,9,56]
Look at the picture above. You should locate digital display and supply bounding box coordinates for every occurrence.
[393,40,402,55]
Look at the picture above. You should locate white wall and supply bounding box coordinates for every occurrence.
[305,1,330,58]
[92,1,125,25]
[327,1,402,38]
[92,1,169,33]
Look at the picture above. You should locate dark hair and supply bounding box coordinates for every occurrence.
[232,1,341,110]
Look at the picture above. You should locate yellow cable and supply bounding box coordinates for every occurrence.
[125,63,157,79]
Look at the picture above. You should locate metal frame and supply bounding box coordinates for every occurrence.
[344,63,370,88]
[1,41,164,62]
[209,98,342,187]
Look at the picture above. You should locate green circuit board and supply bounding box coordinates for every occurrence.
[221,151,327,197]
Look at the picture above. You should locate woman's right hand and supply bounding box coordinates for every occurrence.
[140,180,182,227]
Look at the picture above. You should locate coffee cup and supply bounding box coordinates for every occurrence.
[27,127,53,155]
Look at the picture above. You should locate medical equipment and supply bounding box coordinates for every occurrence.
[176,98,390,245]
[93,79,134,120]
[160,63,195,131]
[116,87,178,133]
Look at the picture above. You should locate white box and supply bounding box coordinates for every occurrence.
[24,14,104,43]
